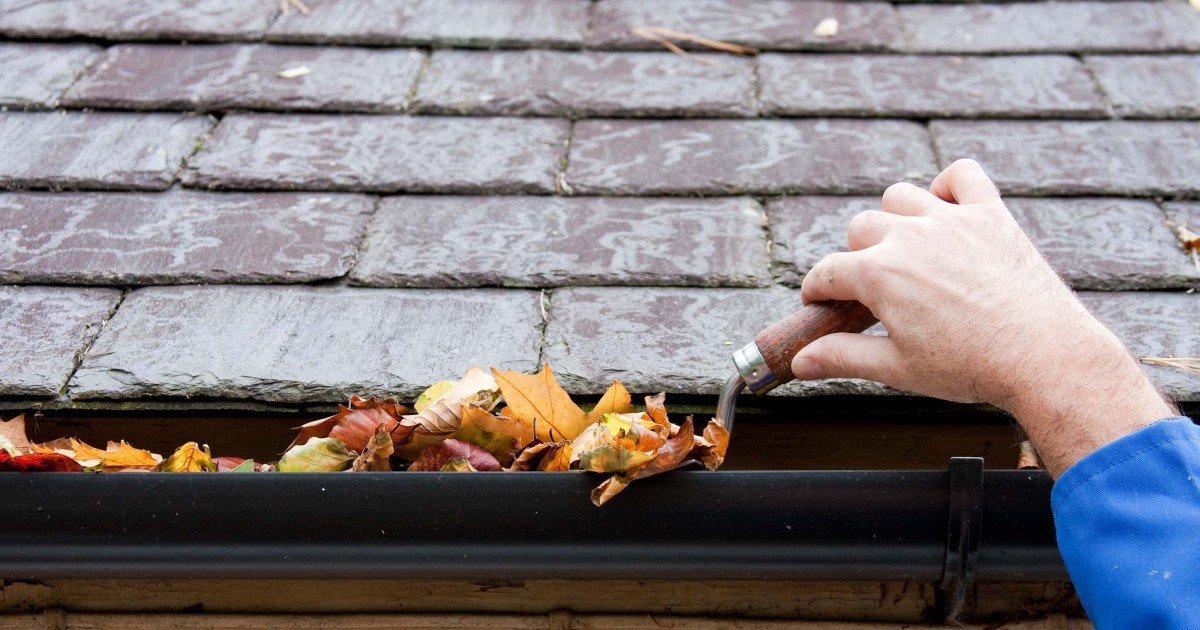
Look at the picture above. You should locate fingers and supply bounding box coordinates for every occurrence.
[791,332,904,386]
[800,252,865,305]
[930,159,1001,205]
[847,209,905,251]
[881,182,943,217]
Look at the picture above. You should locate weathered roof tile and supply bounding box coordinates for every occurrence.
[759,54,1106,118]
[65,44,425,113]
[1086,55,1200,119]
[350,196,770,288]
[0,43,100,109]
[931,120,1200,196]
[0,285,121,397]
[69,286,542,402]
[0,191,375,285]
[268,0,589,47]
[768,197,1200,290]
[0,0,276,41]
[183,114,568,193]
[414,50,755,118]
[568,119,938,195]
[590,0,902,52]
[0,112,212,191]
[900,2,1200,54]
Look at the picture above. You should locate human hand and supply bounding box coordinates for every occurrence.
[790,159,1176,476]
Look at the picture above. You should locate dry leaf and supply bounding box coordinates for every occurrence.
[0,450,83,472]
[0,414,32,455]
[493,364,590,442]
[572,413,667,474]
[586,381,634,424]
[813,18,839,38]
[351,424,394,472]
[591,418,697,506]
[508,439,571,471]
[696,419,731,470]
[643,392,670,429]
[440,458,477,472]
[156,442,218,472]
[70,439,160,469]
[454,405,523,465]
[393,367,500,458]
[278,437,356,472]
[409,439,501,472]
[290,396,409,452]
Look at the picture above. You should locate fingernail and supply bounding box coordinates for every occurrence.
[792,356,825,381]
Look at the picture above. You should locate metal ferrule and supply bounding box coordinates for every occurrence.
[731,341,780,396]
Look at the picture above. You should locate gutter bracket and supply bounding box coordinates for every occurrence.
[939,456,984,624]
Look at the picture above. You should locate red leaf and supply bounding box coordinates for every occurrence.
[0,449,84,472]
[408,439,501,472]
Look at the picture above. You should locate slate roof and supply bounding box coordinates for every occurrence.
[1,0,1198,409]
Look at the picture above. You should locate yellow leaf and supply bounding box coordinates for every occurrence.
[155,442,218,472]
[393,366,500,459]
[492,364,589,442]
[454,405,526,465]
[70,439,160,469]
[586,381,633,424]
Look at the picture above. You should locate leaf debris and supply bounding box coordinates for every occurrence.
[629,26,758,65]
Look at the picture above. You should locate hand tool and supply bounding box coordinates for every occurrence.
[714,300,878,432]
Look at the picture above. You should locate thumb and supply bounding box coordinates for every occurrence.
[791,333,903,385]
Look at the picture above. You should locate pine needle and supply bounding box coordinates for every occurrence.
[1140,357,1200,376]
[279,0,310,16]
[629,26,758,65]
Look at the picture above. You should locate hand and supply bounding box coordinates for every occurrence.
[791,159,1176,476]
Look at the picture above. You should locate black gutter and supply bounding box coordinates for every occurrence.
[0,464,1064,582]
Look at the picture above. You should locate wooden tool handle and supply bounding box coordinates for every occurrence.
[753,301,878,385]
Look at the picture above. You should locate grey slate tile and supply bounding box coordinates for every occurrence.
[350,196,770,288]
[900,2,1200,53]
[69,286,542,402]
[1086,55,1200,119]
[1078,292,1200,402]
[567,119,937,196]
[0,0,276,41]
[65,44,425,113]
[414,50,755,118]
[759,54,1106,118]
[0,191,375,285]
[767,197,1199,290]
[0,43,100,109]
[931,120,1200,197]
[590,0,901,52]
[542,286,890,396]
[183,114,567,193]
[0,112,212,191]
[269,0,589,48]
[1163,201,1200,263]
[0,285,121,397]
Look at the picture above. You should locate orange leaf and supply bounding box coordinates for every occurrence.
[586,381,633,424]
[492,365,589,442]
[290,396,408,452]
[70,439,160,469]
[643,392,670,428]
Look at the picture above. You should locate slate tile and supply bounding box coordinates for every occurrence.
[768,197,1199,290]
[1078,292,1200,402]
[414,50,755,118]
[542,286,891,396]
[183,114,566,193]
[69,286,541,402]
[1086,55,1200,119]
[931,120,1200,197]
[350,196,770,288]
[900,2,1200,53]
[759,54,1106,118]
[567,119,937,195]
[65,44,425,113]
[0,285,120,396]
[0,0,276,41]
[0,191,375,285]
[269,0,588,47]
[590,0,901,52]
[0,112,212,191]
[0,43,99,109]
[1163,201,1200,264]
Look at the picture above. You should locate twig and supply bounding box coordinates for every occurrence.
[629,26,758,65]
[1140,357,1200,376]
[279,0,310,16]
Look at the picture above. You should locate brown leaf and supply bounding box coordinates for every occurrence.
[586,381,633,424]
[351,423,394,472]
[508,439,571,472]
[290,396,409,452]
[408,439,501,472]
[695,419,731,470]
[155,442,218,472]
[454,405,524,465]
[493,364,589,442]
[440,457,477,472]
[0,413,33,454]
[591,418,697,506]
[393,367,500,459]
[643,392,670,428]
[70,439,160,469]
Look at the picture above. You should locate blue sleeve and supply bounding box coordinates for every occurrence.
[1052,416,1200,628]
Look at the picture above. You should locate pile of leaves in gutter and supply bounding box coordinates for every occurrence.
[0,366,728,506]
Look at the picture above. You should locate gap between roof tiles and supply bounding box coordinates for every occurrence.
[534,287,553,367]
[58,288,128,399]
[1075,53,1118,120]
